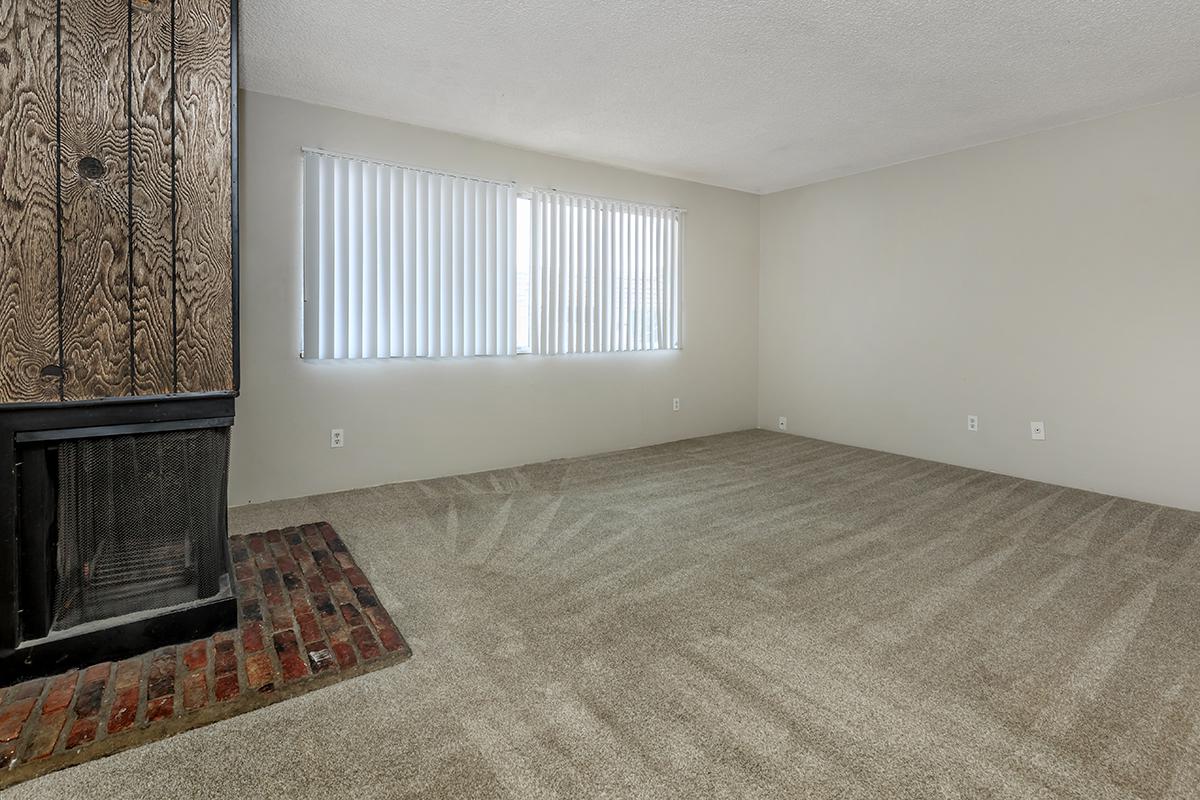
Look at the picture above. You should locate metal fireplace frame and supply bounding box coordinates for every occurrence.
[0,395,238,681]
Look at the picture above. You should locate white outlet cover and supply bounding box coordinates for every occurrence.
[778,416,788,431]
[967,415,979,432]
[331,428,345,448]
[1031,421,1046,441]
[672,397,680,411]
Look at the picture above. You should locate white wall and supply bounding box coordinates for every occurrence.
[232,91,760,504]
[758,95,1200,511]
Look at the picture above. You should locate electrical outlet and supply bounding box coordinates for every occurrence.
[967,415,978,432]
[331,428,344,448]
[672,398,680,412]
[778,416,787,432]
[1030,421,1045,441]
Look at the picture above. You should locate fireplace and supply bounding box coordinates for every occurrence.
[0,398,238,680]
[0,0,238,681]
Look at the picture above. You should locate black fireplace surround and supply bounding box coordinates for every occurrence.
[1,396,238,681]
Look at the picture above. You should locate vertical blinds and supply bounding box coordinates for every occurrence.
[530,190,681,355]
[302,150,517,359]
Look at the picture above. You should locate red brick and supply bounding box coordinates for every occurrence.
[292,596,313,617]
[249,536,267,553]
[320,565,343,584]
[265,529,283,543]
[146,695,174,723]
[107,687,139,734]
[318,609,345,637]
[328,581,355,605]
[351,626,382,661]
[42,671,79,716]
[274,631,309,683]
[312,591,336,616]
[231,540,251,562]
[0,698,36,743]
[354,586,380,608]
[293,546,317,574]
[214,673,240,703]
[234,562,255,581]
[306,574,325,595]
[8,678,45,702]
[330,640,357,669]
[183,671,208,712]
[25,712,67,760]
[363,605,390,629]
[182,640,208,672]
[245,652,275,692]
[261,579,282,603]
[303,526,324,548]
[114,657,142,690]
[269,603,294,632]
[240,599,263,622]
[73,664,110,718]
[242,621,265,652]
[377,624,407,653]
[334,551,356,570]
[214,638,238,675]
[276,556,297,574]
[65,716,97,749]
[147,647,176,700]
[263,583,286,608]
[297,612,323,645]
[82,661,111,684]
[344,567,369,587]
[340,603,364,627]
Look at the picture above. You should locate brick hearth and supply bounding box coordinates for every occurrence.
[0,522,410,789]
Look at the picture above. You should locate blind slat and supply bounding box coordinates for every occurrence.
[301,154,320,356]
[361,163,377,359]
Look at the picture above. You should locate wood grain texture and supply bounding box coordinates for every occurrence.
[174,0,232,393]
[59,0,132,400]
[0,0,60,403]
[130,0,174,394]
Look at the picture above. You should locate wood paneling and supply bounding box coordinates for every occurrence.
[0,0,60,403]
[0,0,233,405]
[174,0,232,393]
[59,0,132,400]
[130,0,175,394]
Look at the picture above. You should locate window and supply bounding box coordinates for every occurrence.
[302,150,682,359]
[529,190,681,354]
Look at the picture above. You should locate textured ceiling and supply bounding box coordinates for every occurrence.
[241,1,1200,194]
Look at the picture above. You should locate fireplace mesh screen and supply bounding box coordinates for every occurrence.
[52,427,230,632]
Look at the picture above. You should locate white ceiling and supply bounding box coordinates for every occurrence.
[241,1,1200,194]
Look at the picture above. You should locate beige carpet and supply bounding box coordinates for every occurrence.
[10,430,1200,799]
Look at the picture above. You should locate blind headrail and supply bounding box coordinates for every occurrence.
[533,186,685,215]
[301,147,516,189]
